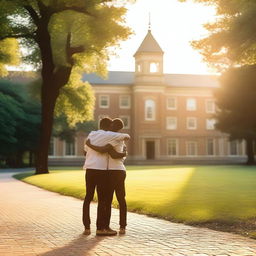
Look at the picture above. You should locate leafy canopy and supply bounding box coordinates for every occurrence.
[0,0,133,126]
[215,65,256,139]
[0,79,41,156]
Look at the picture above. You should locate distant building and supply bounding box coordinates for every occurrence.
[48,28,247,165]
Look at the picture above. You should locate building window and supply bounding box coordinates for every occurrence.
[186,98,196,111]
[99,95,109,108]
[167,139,178,156]
[166,117,177,130]
[167,97,177,110]
[137,63,142,72]
[145,99,156,121]
[48,137,55,156]
[187,117,197,130]
[206,99,215,113]
[119,116,130,129]
[186,141,197,156]
[207,139,215,155]
[65,139,75,156]
[206,118,216,130]
[230,140,238,155]
[119,95,131,109]
[150,62,159,73]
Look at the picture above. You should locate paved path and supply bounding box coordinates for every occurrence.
[0,172,256,256]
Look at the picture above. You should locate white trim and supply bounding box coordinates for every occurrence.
[186,98,197,111]
[145,99,156,121]
[167,138,179,156]
[206,138,216,156]
[119,115,131,129]
[48,137,56,156]
[99,95,110,109]
[186,117,197,130]
[228,140,239,156]
[94,86,131,94]
[205,99,216,113]
[166,97,177,110]
[186,141,198,156]
[133,87,165,93]
[63,138,77,157]
[206,118,216,130]
[166,117,177,130]
[119,95,131,109]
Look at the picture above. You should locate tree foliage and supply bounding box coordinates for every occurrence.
[0,80,41,167]
[0,38,20,77]
[0,0,132,173]
[215,65,256,163]
[180,0,256,70]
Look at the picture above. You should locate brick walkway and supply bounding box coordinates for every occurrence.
[0,172,256,256]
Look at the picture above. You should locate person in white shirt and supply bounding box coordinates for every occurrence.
[86,118,129,235]
[83,118,130,236]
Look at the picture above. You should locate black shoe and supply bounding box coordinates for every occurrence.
[105,227,117,236]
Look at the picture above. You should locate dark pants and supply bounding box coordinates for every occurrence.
[82,169,108,230]
[105,170,127,228]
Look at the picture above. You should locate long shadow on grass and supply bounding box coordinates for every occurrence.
[154,165,256,224]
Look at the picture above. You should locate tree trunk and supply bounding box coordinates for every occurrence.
[35,82,58,174]
[34,11,73,174]
[246,138,255,165]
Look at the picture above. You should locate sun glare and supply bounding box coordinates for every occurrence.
[108,0,217,74]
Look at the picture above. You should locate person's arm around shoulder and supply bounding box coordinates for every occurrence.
[105,131,130,141]
[86,139,127,159]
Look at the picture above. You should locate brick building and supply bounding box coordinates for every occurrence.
[49,29,247,165]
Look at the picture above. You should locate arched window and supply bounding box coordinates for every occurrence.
[145,99,156,120]
[150,62,159,73]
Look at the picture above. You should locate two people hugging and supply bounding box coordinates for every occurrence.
[82,117,130,236]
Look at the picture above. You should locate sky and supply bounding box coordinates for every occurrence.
[107,0,217,75]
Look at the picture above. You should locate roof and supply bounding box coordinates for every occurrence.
[134,30,164,56]
[82,71,220,88]
[82,71,134,85]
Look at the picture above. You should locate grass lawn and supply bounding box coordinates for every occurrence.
[14,165,256,238]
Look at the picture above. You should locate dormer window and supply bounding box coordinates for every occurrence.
[150,62,159,73]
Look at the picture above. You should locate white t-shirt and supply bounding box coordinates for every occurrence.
[108,140,127,171]
[83,130,130,170]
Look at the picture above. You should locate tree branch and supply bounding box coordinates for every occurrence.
[52,6,96,17]
[23,5,40,26]
[66,33,85,65]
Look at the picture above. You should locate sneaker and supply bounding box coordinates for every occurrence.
[119,228,126,235]
[105,227,117,236]
[83,228,91,235]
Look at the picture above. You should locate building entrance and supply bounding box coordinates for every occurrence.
[146,141,155,159]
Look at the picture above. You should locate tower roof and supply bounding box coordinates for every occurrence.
[134,30,164,56]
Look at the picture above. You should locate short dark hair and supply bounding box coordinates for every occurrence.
[99,117,112,130]
[111,118,124,132]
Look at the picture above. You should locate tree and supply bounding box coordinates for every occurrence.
[0,0,132,174]
[180,0,256,70]
[0,38,20,77]
[0,80,41,167]
[53,115,97,143]
[215,65,256,164]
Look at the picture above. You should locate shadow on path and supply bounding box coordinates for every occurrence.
[40,233,106,256]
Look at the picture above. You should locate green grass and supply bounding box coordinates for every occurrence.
[14,165,256,237]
